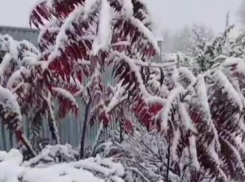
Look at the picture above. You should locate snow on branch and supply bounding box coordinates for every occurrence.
[213,70,243,110]
[159,86,183,131]
[130,17,160,54]
[189,135,200,170]
[113,51,153,98]
[42,4,85,70]
[122,0,133,18]
[0,85,22,121]
[52,87,79,108]
[92,0,112,54]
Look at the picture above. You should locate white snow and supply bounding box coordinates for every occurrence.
[92,0,112,55]
[171,129,180,161]
[179,103,197,133]
[178,67,196,85]
[189,135,200,170]
[222,138,245,173]
[44,91,60,144]
[214,70,243,110]
[84,0,98,18]
[46,0,54,8]
[208,139,220,167]
[111,41,130,47]
[159,86,183,130]
[42,4,85,70]
[0,149,24,182]
[105,80,131,113]
[52,87,79,108]
[113,51,152,99]
[4,35,19,60]
[130,17,160,55]
[7,67,30,90]
[196,75,212,123]
[0,53,12,83]
[0,85,22,120]
[0,148,125,182]
[122,0,133,18]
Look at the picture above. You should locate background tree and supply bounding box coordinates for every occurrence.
[238,0,245,26]
[161,24,214,54]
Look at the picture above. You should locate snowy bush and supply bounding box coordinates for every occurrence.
[23,144,79,167]
[91,54,245,182]
[0,147,125,182]
[95,126,170,182]
[190,16,245,74]
[0,33,84,156]
[29,0,164,158]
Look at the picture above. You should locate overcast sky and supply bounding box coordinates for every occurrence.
[0,0,243,33]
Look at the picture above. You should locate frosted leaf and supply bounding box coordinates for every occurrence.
[179,103,197,133]
[121,0,133,18]
[7,67,30,89]
[235,136,245,153]
[208,139,220,166]
[171,129,180,161]
[178,67,196,85]
[52,87,79,108]
[84,0,98,18]
[159,86,183,131]
[113,52,152,99]
[106,82,126,113]
[0,85,22,120]
[0,53,12,83]
[92,0,112,55]
[189,135,200,170]
[222,137,245,174]
[213,70,243,110]
[196,75,212,123]
[42,4,85,70]
[130,17,160,55]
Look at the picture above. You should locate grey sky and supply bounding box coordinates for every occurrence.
[0,0,243,33]
[144,0,243,34]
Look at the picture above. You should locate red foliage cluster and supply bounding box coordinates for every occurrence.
[133,97,163,130]
[28,0,160,135]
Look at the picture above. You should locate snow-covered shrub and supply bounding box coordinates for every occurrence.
[93,55,245,182]
[0,34,83,156]
[95,126,170,182]
[29,0,164,158]
[23,144,79,167]
[0,147,125,182]
[164,16,245,76]
[95,122,212,182]
[191,15,245,74]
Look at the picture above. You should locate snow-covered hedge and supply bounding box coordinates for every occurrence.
[0,145,125,182]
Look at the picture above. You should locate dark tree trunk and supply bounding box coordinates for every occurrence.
[80,88,92,159]
[119,121,123,143]
[1,121,6,150]
[48,116,60,144]
[16,130,36,158]
[166,144,171,182]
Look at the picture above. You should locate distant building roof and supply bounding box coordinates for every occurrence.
[0,26,39,46]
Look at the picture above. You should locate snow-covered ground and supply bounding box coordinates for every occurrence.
[0,147,125,182]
